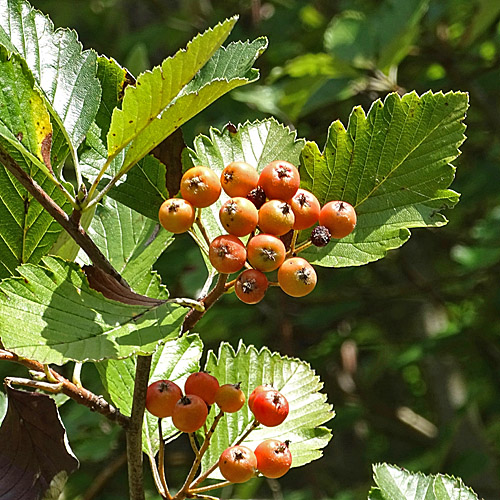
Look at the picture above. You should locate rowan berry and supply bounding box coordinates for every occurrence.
[172,394,208,433]
[219,446,257,483]
[258,200,295,236]
[254,439,292,478]
[158,198,195,234]
[289,189,321,230]
[235,269,268,304]
[220,161,259,198]
[180,166,221,208]
[219,197,259,237]
[248,384,274,412]
[184,372,219,406]
[247,234,286,272]
[319,200,357,239]
[209,235,247,274]
[278,257,317,298]
[146,380,182,418]
[258,160,300,201]
[215,383,246,413]
[251,389,289,427]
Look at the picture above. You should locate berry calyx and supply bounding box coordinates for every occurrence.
[219,445,257,483]
[246,186,267,209]
[184,372,220,406]
[145,380,182,418]
[209,235,247,274]
[180,166,221,208]
[258,160,300,201]
[251,389,289,427]
[172,394,208,433]
[247,234,286,272]
[319,200,357,239]
[219,197,259,237]
[235,269,269,304]
[310,225,331,247]
[221,161,259,198]
[278,257,317,298]
[254,439,292,478]
[158,198,195,234]
[215,382,246,413]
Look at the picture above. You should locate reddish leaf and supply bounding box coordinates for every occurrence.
[0,385,79,500]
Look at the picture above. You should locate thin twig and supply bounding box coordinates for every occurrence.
[177,411,224,496]
[293,240,312,255]
[189,481,232,494]
[0,349,129,426]
[189,433,200,457]
[182,274,228,333]
[158,418,171,499]
[195,208,211,247]
[0,146,128,287]
[127,355,153,500]
[82,452,128,500]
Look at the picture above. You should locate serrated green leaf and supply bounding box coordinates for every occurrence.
[201,342,333,479]
[372,464,480,500]
[96,334,203,457]
[76,197,174,296]
[0,165,71,279]
[0,256,185,364]
[107,17,237,169]
[0,47,52,174]
[0,392,6,426]
[186,118,305,246]
[300,91,468,267]
[0,0,101,161]
[107,155,170,221]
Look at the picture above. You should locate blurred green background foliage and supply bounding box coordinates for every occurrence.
[2,0,500,498]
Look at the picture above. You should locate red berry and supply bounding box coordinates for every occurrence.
[289,189,321,230]
[258,200,295,236]
[246,234,286,272]
[319,200,357,239]
[180,166,221,208]
[158,198,195,234]
[219,197,259,237]
[251,389,289,427]
[172,394,208,433]
[219,445,257,483]
[235,269,268,304]
[215,383,246,413]
[246,186,267,209]
[221,161,259,198]
[184,372,220,406]
[255,439,292,478]
[248,384,274,412]
[258,160,300,200]
[146,380,182,418]
[278,257,317,298]
[209,234,247,274]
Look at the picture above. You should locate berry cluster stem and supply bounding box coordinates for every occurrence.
[175,411,224,499]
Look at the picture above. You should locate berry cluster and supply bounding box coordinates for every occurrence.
[159,160,357,302]
[146,374,292,484]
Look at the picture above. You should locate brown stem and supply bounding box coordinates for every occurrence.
[158,418,171,499]
[189,481,232,495]
[190,419,259,489]
[127,355,152,500]
[182,274,228,333]
[0,349,129,426]
[0,146,128,287]
[175,412,224,498]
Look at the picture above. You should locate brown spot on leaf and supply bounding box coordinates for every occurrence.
[41,132,53,174]
[16,132,23,141]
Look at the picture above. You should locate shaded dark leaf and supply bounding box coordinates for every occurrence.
[151,128,186,198]
[0,385,78,500]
